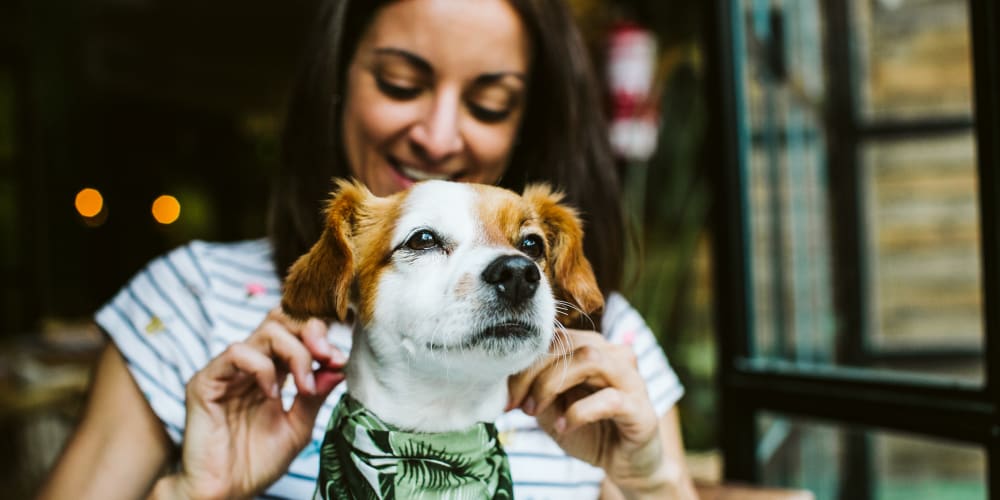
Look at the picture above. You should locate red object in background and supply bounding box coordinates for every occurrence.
[606,20,659,162]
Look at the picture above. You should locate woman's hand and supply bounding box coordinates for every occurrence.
[154,309,347,500]
[507,328,690,499]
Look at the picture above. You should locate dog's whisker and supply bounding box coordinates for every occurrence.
[553,299,598,332]
[547,323,572,364]
[549,320,574,386]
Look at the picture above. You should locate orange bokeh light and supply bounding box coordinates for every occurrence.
[152,195,181,224]
[75,188,104,218]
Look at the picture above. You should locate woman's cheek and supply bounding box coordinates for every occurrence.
[469,125,520,181]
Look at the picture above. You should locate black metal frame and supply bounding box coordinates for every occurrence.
[968,0,1000,493]
[706,0,999,496]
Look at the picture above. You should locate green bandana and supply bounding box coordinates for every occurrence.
[316,394,513,500]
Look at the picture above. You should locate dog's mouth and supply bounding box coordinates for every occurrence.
[426,321,540,351]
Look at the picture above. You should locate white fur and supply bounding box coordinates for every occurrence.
[346,181,556,432]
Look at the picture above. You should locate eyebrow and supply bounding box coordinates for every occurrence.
[373,47,527,84]
[474,72,527,86]
[374,47,433,74]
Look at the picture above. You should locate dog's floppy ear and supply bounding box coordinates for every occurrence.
[282,179,370,322]
[523,184,604,324]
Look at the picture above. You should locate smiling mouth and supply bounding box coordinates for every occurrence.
[426,321,540,351]
[388,156,455,182]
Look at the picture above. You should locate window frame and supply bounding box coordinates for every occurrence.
[705,0,1000,497]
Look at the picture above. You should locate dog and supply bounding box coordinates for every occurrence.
[282,179,603,499]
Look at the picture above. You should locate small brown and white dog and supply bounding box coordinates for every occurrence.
[283,179,605,497]
[281,179,604,433]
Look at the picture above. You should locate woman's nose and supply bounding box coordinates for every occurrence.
[409,89,464,163]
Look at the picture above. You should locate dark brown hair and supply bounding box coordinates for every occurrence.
[269,0,624,295]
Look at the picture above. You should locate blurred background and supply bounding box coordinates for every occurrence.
[0,0,995,498]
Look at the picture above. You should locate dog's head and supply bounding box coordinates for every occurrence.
[282,179,603,377]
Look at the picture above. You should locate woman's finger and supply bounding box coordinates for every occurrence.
[303,319,349,370]
[197,342,281,399]
[287,369,346,438]
[525,339,643,417]
[524,344,613,416]
[559,387,655,443]
[267,309,347,369]
[508,328,591,410]
[247,321,320,395]
[508,356,553,411]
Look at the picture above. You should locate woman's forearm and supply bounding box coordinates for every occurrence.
[38,344,173,500]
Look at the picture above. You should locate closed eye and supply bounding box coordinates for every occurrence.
[375,77,423,100]
[468,103,513,123]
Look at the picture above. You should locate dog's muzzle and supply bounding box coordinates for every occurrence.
[481,255,540,306]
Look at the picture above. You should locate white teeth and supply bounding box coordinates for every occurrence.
[398,164,451,181]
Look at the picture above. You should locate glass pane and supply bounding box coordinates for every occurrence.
[853,0,973,121]
[862,133,983,382]
[757,412,987,500]
[733,0,983,384]
[736,0,837,364]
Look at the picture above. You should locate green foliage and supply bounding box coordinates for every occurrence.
[621,61,716,450]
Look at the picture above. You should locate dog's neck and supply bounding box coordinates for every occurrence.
[344,325,510,433]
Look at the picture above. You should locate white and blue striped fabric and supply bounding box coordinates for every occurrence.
[95,239,684,500]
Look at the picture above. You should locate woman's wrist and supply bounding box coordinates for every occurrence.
[148,474,186,500]
[616,457,699,500]
[610,443,692,500]
[148,474,212,500]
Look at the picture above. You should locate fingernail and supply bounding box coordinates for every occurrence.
[554,416,567,434]
[304,373,317,394]
[308,320,333,355]
[522,397,536,416]
[330,348,347,365]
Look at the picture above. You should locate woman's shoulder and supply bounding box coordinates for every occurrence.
[600,291,639,337]
[156,238,278,291]
[178,238,274,269]
[95,237,281,360]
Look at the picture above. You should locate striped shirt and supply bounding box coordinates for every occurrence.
[95,239,684,500]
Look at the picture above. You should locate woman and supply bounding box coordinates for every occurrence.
[39,0,698,498]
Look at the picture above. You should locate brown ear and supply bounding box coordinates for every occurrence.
[281,179,370,321]
[523,184,604,325]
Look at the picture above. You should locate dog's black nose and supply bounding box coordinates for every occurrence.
[482,255,541,305]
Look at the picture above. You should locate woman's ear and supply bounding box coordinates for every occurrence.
[282,179,371,322]
[523,184,604,325]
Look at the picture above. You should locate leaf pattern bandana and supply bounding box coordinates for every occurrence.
[316,394,513,500]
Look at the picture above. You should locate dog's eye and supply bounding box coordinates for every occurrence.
[518,234,544,260]
[405,230,439,251]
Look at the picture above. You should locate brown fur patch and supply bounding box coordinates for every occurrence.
[281,179,403,324]
[472,184,531,249]
[282,179,366,321]
[522,184,604,324]
[353,192,405,324]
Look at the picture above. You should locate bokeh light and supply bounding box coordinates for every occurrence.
[74,188,103,218]
[152,195,181,224]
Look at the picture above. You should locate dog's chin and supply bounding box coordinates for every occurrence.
[426,321,547,355]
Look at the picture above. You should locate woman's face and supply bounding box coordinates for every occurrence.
[342,0,531,196]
